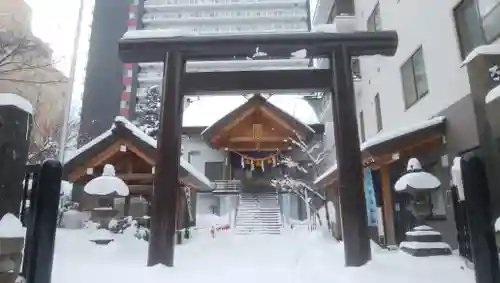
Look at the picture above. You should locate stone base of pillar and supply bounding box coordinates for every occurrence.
[399,225,452,257]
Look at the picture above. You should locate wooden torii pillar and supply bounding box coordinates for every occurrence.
[118,31,398,267]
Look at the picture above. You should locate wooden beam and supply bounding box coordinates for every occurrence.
[116,173,154,181]
[259,106,297,134]
[379,164,396,246]
[68,140,124,182]
[129,184,153,192]
[124,141,156,165]
[225,147,289,152]
[181,69,332,95]
[213,108,256,143]
[228,136,287,142]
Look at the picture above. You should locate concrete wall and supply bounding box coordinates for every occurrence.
[354,0,470,139]
[182,137,226,175]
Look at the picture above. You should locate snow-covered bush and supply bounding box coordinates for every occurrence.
[107,216,150,241]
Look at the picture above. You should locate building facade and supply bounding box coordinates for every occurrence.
[79,0,313,144]
[311,0,500,249]
[79,0,131,146]
[126,0,312,119]
[0,0,70,162]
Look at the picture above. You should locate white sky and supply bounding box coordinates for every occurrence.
[25,0,94,117]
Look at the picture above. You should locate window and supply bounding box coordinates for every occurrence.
[454,0,500,59]
[359,111,366,142]
[374,94,383,132]
[187,150,200,164]
[352,58,361,80]
[401,47,428,108]
[367,3,382,32]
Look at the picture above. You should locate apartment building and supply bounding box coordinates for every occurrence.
[0,0,70,160]
[312,0,500,248]
[79,0,312,144]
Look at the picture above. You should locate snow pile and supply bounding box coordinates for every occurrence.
[196,213,231,229]
[495,217,500,232]
[291,49,307,59]
[0,93,33,114]
[123,29,197,40]
[485,84,500,104]
[461,43,500,66]
[51,229,475,283]
[313,16,357,33]
[0,213,25,238]
[400,241,451,250]
[84,164,129,196]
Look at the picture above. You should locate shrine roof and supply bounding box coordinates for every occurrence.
[63,117,212,190]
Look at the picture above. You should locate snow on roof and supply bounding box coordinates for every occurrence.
[64,129,113,163]
[183,95,319,127]
[495,217,500,232]
[0,93,33,114]
[0,213,25,238]
[66,116,212,189]
[360,116,446,151]
[313,163,338,185]
[461,43,500,67]
[485,84,500,104]
[123,29,197,40]
[115,116,157,148]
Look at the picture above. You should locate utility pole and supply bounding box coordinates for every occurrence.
[58,0,85,162]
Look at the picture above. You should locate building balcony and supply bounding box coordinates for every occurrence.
[142,14,307,25]
[312,0,355,26]
[145,1,307,12]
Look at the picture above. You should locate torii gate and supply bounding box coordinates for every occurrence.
[118,30,398,267]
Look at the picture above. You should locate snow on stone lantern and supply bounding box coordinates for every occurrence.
[84,164,129,229]
[395,158,451,257]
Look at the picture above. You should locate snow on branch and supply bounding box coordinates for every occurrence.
[271,132,332,226]
[134,85,161,138]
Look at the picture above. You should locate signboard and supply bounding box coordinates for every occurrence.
[363,168,378,226]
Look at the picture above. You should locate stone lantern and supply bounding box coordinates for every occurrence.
[84,164,129,228]
[395,158,451,257]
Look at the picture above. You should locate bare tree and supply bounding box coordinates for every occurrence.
[0,29,64,85]
[271,133,332,230]
[28,98,79,164]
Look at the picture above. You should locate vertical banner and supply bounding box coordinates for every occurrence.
[363,168,378,226]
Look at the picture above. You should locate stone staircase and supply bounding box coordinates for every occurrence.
[235,192,282,235]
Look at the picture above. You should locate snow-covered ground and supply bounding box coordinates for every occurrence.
[51,227,475,283]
